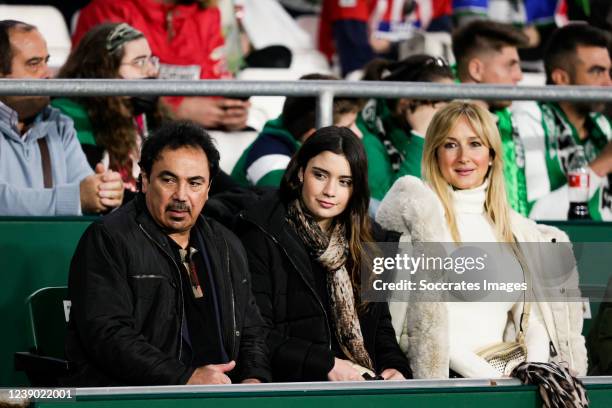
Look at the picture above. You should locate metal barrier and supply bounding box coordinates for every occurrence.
[0,79,611,127]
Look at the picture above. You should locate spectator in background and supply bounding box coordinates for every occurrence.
[237,126,412,382]
[0,20,123,215]
[65,121,271,386]
[452,0,561,63]
[319,0,377,77]
[513,23,612,220]
[73,0,250,131]
[358,54,454,204]
[452,20,530,216]
[53,23,166,203]
[377,101,587,378]
[231,74,363,188]
[319,0,453,77]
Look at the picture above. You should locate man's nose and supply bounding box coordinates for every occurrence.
[173,181,188,200]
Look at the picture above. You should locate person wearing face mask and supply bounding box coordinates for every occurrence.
[358,54,454,205]
[53,23,165,201]
[376,101,587,381]
[236,126,412,382]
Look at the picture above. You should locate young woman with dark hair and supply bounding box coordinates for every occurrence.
[52,22,166,197]
[359,54,454,204]
[236,126,411,382]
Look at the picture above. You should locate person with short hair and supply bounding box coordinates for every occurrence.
[0,19,124,215]
[512,23,612,220]
[231,74,363,188]
[65,121,271,386]
[358,54,454,203]
[453,20,531,216]
[236,126,412,382]
[377,101,587,379]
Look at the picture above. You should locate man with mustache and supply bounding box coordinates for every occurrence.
[0,20,124,215]
[512,23,612,220]
[65,121,271,386]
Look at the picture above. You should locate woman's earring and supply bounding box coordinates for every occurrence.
[489,161,493,166]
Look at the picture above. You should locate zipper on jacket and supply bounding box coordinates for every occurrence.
[139,224,185,361]
[221,235,238,359]
[240,213,332,350]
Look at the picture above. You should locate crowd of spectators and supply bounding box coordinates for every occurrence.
[0,0,611,398]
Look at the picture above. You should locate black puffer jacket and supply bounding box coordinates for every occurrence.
[236,192,411,382]
[65,195,271,386]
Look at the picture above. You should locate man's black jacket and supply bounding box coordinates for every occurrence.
[64,195,271,386]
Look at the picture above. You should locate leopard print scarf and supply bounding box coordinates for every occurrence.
[286,199,373,371]
[513,362,588,407]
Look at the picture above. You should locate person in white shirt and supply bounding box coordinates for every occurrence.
[376,101,587,378]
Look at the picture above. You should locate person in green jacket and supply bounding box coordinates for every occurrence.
[52,23,165,198]
[232,74,363,188]
[357,55,454,203]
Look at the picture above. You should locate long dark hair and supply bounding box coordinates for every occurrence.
[280,126,373,304]
[57,23,163,168]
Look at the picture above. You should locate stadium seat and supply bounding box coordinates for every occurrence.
[0,5,71,73]
[14,287,71,387]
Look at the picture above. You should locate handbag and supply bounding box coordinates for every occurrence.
[476,303,531,376]
[476,244,532,377]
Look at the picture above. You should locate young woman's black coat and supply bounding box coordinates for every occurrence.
[236,192,411,382]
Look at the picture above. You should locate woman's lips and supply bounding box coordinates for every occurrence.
[316,199,335,209]
[455,168,475,176]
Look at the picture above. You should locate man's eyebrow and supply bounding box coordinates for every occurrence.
[157,170,177,178]
[25,56,45,64]
[587,64,608,72]
[188,176,206,182]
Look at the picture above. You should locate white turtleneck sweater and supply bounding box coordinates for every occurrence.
[446,182,550,378]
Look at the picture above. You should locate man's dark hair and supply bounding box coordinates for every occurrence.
[0,20,36,75]
[544,23,611,85]
[452,20,528,81]
[282,73,363,140]
[139,121,220,184]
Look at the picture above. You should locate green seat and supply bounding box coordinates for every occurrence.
[14,286,71,386]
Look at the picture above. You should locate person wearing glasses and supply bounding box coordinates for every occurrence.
[357,54,454,208]
[53,23,165,202]
[0,20,124,216]
[72,0,250,132]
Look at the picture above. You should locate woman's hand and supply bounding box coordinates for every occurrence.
[380,368,405,380]
[327,358,366,381]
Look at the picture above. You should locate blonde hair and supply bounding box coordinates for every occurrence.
[422,101,515,244]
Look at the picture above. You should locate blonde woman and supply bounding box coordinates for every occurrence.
[376,101,587,379]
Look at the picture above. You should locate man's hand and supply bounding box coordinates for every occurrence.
[241,378,261,384]
[80,163,124,214]
[589,141,612,177]
[327,358,365,382]
[187,360,236,385]
[380,368,405,381]
[175,97,250,131]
